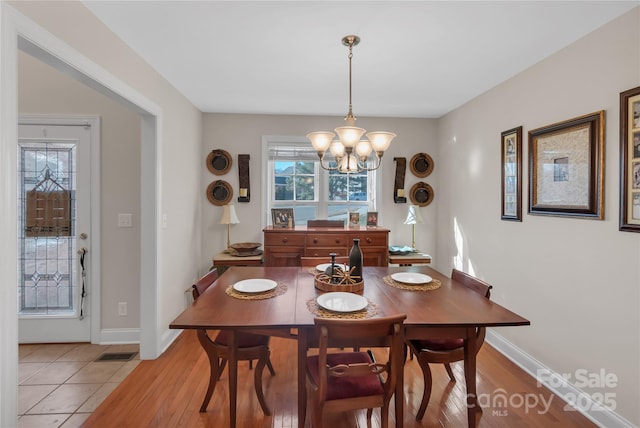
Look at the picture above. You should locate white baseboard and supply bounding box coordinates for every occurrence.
[486,330,635,428]
[160,328,181,354]
[98,328,140,344]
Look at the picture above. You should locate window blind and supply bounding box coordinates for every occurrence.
[267,142,318,162]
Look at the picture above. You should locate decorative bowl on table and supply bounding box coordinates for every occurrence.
[229,242,262,253]
[388,245,416,255]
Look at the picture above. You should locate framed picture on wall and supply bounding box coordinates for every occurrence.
[528,111,605,219]
[620,86,640,232]
[501,126,523,221]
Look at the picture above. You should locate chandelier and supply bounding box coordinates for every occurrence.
[307,35,396,173]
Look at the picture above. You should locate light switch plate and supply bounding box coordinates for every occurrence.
[118,213,133,228]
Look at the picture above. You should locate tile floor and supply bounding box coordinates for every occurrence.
[18,342,140,428]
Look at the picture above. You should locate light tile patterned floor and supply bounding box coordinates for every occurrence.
[18,342,140,428]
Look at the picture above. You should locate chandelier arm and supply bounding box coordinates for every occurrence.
[359,152,384,172]
[317,153,341,171]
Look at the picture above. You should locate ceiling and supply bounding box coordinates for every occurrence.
[83,1,638,118]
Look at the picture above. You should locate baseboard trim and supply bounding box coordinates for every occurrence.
[486,329,634,428]
[160,328,181,355]
[98,328,140,345]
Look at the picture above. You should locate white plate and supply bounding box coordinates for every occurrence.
[315,263,348,272]
[316,292,368,313]
[232,278,277,294]
[391,272,432,285]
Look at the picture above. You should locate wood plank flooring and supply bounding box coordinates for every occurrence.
[83,331,595,427]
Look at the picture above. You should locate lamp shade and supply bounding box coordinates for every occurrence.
[404,205,423,225]
[219,204,240,225]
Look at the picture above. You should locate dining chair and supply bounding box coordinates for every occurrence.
[406,268,493,420]
[191,268,276,415]
[305,314,406,428]
[300,256,350,268]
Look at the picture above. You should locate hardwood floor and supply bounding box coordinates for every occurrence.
[83,331,595,427]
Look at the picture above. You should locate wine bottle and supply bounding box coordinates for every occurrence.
[349,239,363,282]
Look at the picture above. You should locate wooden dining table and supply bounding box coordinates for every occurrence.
[169,265,530,428]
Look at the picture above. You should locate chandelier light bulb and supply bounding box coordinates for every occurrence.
[329,141,346,157]
[367,131,396,152]
[355,140,373,158]
[307,131,335,152]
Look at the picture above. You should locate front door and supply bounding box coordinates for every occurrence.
[18,120,95,343]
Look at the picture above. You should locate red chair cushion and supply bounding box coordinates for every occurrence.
[214,330,269,348]
[411,338,464,351]
[307,352,384,400]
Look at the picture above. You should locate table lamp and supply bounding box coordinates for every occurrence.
[219,204,240,249]
[404,205,423,251]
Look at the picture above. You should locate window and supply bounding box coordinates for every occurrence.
[265,139,377,226]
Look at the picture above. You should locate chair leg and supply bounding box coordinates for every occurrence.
[444,362,456,382]
[200,350,221,412]
[266,356,276,376]
[254,350,272,415]
[380,405,389,428]
[218,358,227,380]
[415,356,433,421]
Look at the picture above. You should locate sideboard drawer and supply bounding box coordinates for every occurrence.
[304,247,348,257]
[348,232,388,247]
[306,234,347,247]
[264,233,306,246]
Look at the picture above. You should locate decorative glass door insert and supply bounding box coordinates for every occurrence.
[18,142,78,316]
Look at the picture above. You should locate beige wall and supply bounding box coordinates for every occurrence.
[436,8,639,424]
[18,51,141,329]
[201,114,438,269]
[9,1,203,348]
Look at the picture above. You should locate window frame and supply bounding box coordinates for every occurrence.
[262,136,378,227]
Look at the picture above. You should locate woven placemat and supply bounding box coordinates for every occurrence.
[383,275,441,291]
[306,297,378,319]
[225,282,288,300]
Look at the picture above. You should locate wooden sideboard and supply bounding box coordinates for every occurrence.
[263,226,390,267]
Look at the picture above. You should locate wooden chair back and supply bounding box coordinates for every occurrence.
[307,314,406,428]
[192,268,219,300]
[307,219,344,228]
[451,268,492,299]
[300,256,349,268]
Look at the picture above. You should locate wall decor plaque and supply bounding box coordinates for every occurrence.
[237,154,250,202]
[393,157,407,203]
[409,182,434,207]
[410,153,434,178]
[206,180,233,206]
[206,149,232,175]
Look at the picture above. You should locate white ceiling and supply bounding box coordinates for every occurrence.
[83,1,638,118]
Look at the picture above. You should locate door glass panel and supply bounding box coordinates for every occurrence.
[18,142,77,316]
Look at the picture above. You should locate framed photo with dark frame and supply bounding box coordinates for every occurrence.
[271,208,294,228]
[501,126,523,221]
[528,111,605,219]
[620,86,640,232]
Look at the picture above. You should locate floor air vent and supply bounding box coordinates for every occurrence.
[95,352,137,362]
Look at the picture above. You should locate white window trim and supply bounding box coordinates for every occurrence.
[262,135,379,228]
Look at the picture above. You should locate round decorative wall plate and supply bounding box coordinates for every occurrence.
[409,182,434,207]
[206,180,233,206]
[206,149,232,175]
[410,153,434,178]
